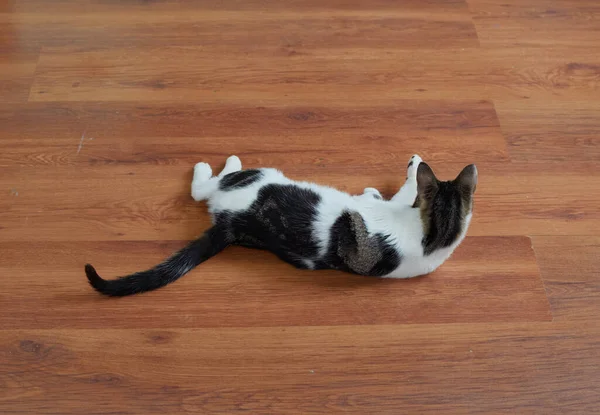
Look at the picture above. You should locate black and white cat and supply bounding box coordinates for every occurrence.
[85,154,477,296]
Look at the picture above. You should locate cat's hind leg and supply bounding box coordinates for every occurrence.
[391,154,422,204]
[191,156,243,201]
[218,155,242,178]
[191,162,218,201]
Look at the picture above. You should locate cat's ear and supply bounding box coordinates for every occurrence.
[416,162,438,195]
[455,164,478,193]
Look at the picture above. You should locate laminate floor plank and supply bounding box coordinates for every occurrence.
[0,236,549,329]
[2,162,598,241]
[29,46,600,103]
[3,11,478,52]
[1,323,598,414]
[0,100,508,167]
[0,50,38,103]
[469,0,600,47]
[495,100,600,162]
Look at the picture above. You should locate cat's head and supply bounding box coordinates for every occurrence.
[414,163,477,255]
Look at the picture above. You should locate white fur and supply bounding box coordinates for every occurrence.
[191,155,470,279]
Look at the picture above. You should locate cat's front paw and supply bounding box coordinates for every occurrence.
[407,154,423,179]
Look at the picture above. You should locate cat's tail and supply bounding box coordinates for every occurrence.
[85,225,230,297]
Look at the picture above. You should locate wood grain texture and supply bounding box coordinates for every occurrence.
[533,236,600,322]
[4,13,478,51]
[0,50,38,102]
[495,100,600,162]
[29,46,600,103]
[9,0,473,13]
[0,100,508,166]
[6,0,476,51]
[1,323,599,414]
[1,0,600,412]
[470,0,600,47]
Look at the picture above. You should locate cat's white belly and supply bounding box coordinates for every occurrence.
[383,214,471,279]
[382,248,454,278]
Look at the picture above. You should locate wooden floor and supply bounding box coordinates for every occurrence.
[1,0,599,413]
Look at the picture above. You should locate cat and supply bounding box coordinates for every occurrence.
[85,154,477,296]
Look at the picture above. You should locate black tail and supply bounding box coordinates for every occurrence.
[85,226,230,297]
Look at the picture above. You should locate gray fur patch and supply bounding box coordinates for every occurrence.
[337,211,383,274]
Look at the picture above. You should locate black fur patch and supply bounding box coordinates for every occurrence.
[219,169,263,191]
[421,181,463,255]
[229,184,321,268]
[85,224,231,296]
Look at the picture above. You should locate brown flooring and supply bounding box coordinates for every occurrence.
[1,0,599,413]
